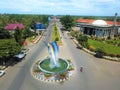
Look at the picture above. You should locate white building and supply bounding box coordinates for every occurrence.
[76,14,120,38]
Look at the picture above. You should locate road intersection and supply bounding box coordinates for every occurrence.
[0,20,120,90]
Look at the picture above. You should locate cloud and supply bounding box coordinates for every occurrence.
[0,0,120,15]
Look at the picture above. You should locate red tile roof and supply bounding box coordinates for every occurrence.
[5,23,24,30]
[76,19,120,25]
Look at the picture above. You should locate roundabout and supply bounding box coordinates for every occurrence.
[38,58,69,74]
[32,57,75,82]
[31,41,75,82]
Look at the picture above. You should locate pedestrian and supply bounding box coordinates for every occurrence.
[80,66,83,72]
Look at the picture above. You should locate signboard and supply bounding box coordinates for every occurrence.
[35,23,46,31]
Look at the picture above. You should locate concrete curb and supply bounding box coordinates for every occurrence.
[32,70,74,82]
[32,31,45,44]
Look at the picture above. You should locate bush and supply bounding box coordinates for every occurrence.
[77,35,88,43]
[55,37,59,41]
[68,65,74,71]
[70,31,78,37]
[82,42,89,48]
[95,47,105,58]
[60,72,67,77]
[89,45,95,51]
[44,73,52,77]
[34,68,41,72]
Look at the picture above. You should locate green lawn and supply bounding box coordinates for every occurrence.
[27,36,36,42]
[88,39,120,55]
[51,23,62,45]
[40,58,68,72]
[105,39,120,46]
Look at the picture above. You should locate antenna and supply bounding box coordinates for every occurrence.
[113,13,118,26]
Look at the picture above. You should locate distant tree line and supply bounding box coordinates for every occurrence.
[0,14,49,27]
[73,15,120,22]
[59,15,120,32]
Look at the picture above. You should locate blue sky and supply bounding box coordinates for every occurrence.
[0,0,120,16]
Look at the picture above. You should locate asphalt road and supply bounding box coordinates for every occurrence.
[0,20,120,90]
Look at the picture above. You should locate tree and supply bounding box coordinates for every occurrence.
[22,26,35,38]
[0,28,11,39]
[60,15,75,31]
[14,27,23,46]
[0,39,21,64]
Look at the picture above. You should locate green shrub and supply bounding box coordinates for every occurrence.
[95,47,105,58]
[77,35,88,44]
[44,73,52,77]
[55,37,59,41]
[60,72,67,77]
[70,31,78,37]
[89,45,95,51]
[82,42,89,48]
[34,67,41,72]
[68,65,74,71]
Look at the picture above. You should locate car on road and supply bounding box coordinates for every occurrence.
[14,51,26,61]
[0,70,5,77]
[21,48,29,54]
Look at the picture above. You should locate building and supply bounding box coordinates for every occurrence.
[5,23,24,33]
[76,14,120,38]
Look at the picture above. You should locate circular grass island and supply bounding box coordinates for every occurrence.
[32,57,75,82]
[39,58,69,74]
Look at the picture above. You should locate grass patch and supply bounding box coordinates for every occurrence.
[27,36,36,42]
[51,23,62,45]
[105,39,120,46]
[88,39,120,55]
[40,58,68,72]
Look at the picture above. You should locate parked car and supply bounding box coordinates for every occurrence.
[0,70,5,77]
[14,51,26,61]
[21,48,29,54]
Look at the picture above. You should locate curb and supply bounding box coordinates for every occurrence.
[32,70,74,82]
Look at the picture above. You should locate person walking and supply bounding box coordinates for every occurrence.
[80,66,83,72]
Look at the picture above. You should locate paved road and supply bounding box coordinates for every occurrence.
[0,20,120,90]
[0,20,53,90]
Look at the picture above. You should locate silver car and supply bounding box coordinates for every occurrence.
[0,70,5,77]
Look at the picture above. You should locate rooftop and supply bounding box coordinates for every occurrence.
[92,20,107,26]
[76,19,120,26]
[5,23,24,30]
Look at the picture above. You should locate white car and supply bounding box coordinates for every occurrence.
[14,51,26,61]
[0,70,5,77]
[21,48,29,54]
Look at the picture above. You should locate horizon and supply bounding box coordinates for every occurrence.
[0,13,120,17]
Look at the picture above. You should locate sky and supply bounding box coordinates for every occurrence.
[0,0,120,16]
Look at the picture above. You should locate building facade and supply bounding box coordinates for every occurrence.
[76,18,120,38]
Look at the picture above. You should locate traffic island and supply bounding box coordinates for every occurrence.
[31,57,75,82]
